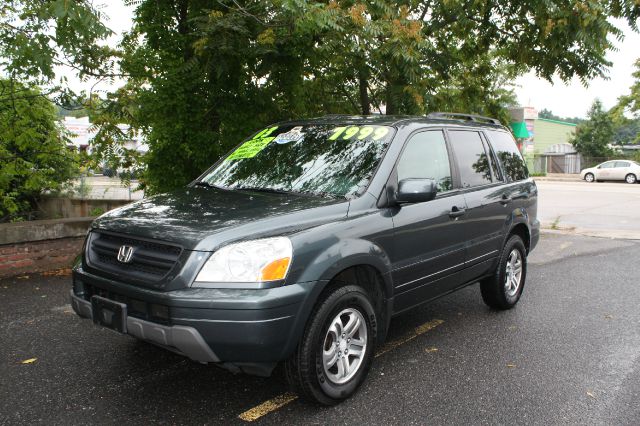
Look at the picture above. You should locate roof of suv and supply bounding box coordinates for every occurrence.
[278,114,508,131]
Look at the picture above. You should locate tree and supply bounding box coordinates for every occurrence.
[0,80,78,221]
[97,0,639,193]
[538,108,585,124]
[617,58,640,118]
[0,1,114,219]
[0,0,114,105]
[570,99,615,157]
[612,58,640,143]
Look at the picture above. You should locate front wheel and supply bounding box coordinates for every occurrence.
[480,235,527,310]
[625,173,637,184]
[285,285,377,405]
[584,173,594,183]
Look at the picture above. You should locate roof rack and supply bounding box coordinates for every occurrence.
[426,112,502,126]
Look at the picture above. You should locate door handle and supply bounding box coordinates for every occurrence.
[499,195,512,205]
[449,206,466,218]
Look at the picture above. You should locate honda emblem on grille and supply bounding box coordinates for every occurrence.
[117,245,135,263]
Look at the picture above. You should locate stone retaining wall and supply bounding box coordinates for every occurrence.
[0,218,93,279]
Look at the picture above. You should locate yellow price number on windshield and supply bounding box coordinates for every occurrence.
[328,126,390,141]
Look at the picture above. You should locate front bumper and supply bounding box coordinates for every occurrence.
[71,266,315,375]
[71,292,220,363]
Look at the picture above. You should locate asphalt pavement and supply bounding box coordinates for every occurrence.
[1,232,639,425]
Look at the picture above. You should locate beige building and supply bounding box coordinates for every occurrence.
[509,107,578,173]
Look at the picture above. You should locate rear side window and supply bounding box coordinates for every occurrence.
[448,131,492,188]
[615,161,630,168]
[484,139,503,182]
[397,131,452,192]
[486,131,529,181]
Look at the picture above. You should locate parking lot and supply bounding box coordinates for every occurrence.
[2,181,640,425]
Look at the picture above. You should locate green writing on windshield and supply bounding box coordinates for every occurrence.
[227,126,278,160]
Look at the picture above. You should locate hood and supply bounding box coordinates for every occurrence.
[92,187,349,250]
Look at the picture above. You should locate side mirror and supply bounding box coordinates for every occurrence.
[396,178,437,204]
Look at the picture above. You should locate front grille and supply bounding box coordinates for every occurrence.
[80,282,170,325]
[87,231,182,282]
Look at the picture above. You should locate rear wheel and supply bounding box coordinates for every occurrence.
[285,285,377,405]
[480,235,527,310]
[584,173,594,183]
[625,173,637,184]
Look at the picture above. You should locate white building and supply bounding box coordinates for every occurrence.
[62,116,148,154]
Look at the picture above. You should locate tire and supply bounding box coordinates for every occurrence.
[625,173,637,184]
[480,235,527,310]
[285,285,377,405]
[584,173,594,183]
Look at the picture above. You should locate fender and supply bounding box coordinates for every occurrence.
[502,206,532,248]
[280,238,394,359]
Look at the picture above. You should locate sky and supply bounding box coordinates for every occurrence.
[75,3,639,120]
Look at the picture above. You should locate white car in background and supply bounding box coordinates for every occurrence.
[580,160,640,184]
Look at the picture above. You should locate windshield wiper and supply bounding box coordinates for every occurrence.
[235,186,343,199]
[194,181,228,190]
[234,186,300,195]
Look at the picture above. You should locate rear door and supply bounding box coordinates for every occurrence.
[614,161,631,180]
[446,130,506,281]
[390,129,468,312]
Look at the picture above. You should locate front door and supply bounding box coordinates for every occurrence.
[596,161,616,180]
[389,130,468,312]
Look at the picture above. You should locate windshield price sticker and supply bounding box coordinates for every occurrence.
[329,126,390,141]
[227,126,278,160]
[274,126,305,144]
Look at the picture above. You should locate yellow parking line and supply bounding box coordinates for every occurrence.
[237,318,444,422]
[238,392,298,422]
[375,319,444,358]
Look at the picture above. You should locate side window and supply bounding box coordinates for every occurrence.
[615,161,630,168]
[448,130,493,188]
[486,130,529,181]
[600,162,615,169]
[397,131,452,193]
[484,139,503,182]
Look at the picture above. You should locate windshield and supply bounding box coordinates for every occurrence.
[201,123,395,198]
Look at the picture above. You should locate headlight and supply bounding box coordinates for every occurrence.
[194,237,292,284]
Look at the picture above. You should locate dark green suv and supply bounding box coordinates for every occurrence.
[71,113,539,405]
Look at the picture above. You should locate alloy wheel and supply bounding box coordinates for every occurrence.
[322,308,368,385]
[504,249,523,297]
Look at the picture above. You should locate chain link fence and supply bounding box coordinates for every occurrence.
[527,154,639,175]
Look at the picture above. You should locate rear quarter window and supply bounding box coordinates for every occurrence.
[486,131,529,181]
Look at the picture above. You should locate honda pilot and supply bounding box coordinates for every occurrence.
[71,113,539,405]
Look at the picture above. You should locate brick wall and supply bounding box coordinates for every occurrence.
[0,217,92,279]
[0,237,85,278]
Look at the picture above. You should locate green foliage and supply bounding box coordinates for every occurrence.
[0,79,78,220]
[0,0,113,219]
[0,0,114,103]
[570,99,615,157]
[89,206,105,217]
[612,58,640,144]
[613,118,640,145]
[538,108,586,124]
[99,0,640,193]
[617,58,640,119]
